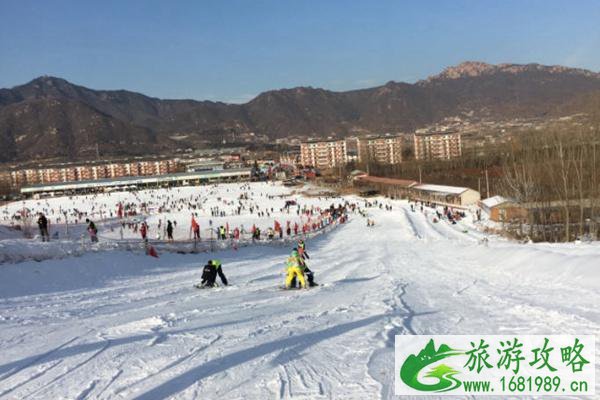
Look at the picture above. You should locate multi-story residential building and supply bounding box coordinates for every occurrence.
[76,166,92,181]
[11,170,31,186]
[91,165,108,180]
[61,168,77,182]
[300,139,348,170]
[357,135,402,165]
[107,163,126,178]
[126,162,141,177]
[141,160,168,176]
[0,171,12,192]
[25,169,41,185]
[8,158,181,189]
[46,168,63,183]
[413,131,462,160]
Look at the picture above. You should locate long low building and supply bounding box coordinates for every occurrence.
[353,174,480,207]
[410,183,480,207]
[354,175,418,199]
[20,168,252,197]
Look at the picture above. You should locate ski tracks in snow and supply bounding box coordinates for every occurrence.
[1,199,599,399]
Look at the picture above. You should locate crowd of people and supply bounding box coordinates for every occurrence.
[4,183,413,254]
[4,184,362,247]
[409,200,468,225]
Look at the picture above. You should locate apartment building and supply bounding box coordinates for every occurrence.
[0,171,11,191]
[300,139,347,169]
[357,135,402,164]
[91,165,108,180]
[75,166,92,181]
[9,159,180,189]
[413,131,462,160]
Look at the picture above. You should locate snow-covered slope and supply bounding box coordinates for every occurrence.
[0,185,598,399]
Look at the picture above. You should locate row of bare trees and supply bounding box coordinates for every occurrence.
[343,123,600,242]
[500,128,600,241]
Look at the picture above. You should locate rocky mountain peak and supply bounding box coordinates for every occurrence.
[423,61,600,83]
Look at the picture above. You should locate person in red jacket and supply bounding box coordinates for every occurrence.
[140,221,148,240]
[191,216,200,240]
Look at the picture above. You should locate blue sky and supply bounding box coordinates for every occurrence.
[1,0,599,103]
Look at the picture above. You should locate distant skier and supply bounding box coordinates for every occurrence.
[140,221,148,240]
[37,212,49,242]
[86,218,98,242]
[166,220,174,241]
[191,216,200,241]
[199,259,228,287]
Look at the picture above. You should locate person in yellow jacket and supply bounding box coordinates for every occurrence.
[285,250,306,289]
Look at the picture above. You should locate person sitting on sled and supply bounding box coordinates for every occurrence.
[200,259,228,287]
[289,247,318,288]
[285,250,306,289]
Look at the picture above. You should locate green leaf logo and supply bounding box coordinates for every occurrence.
[400,339,464,392]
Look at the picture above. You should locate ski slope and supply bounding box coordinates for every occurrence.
[0,185,599,399]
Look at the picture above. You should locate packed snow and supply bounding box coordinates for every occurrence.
[0,182,598,399]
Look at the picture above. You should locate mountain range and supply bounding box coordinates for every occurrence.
[1,61,600,164]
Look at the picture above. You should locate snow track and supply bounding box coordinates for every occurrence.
[1,192,599,399]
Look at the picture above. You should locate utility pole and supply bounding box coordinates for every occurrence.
[64,211,69,237]
[418,165,422,184]
[364,143,370,175]
[209,219,214,252]
[485,168,490,198]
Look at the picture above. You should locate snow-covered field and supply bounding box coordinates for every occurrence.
[0,182,598,399]
[1,183,338,242]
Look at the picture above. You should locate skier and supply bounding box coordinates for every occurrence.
[295,239,317,286]
[285,250,306,289]
[191,216,200,240]
[37,212,49,242]
[140,221,148,240]
[86,218,99,242]
[199,259,228,287]
[290,246,317,287]
[166,220,174,241]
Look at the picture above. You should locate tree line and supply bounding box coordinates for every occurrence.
[348,122,600,242]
